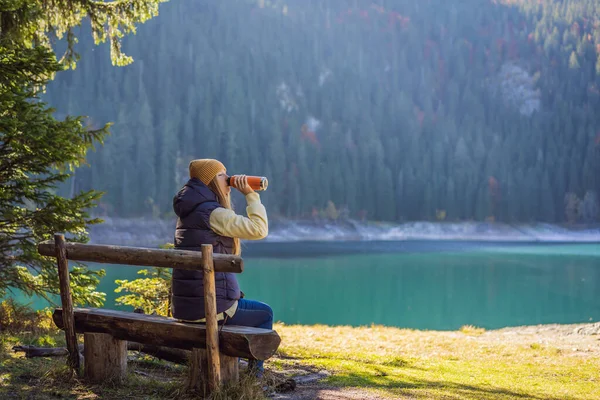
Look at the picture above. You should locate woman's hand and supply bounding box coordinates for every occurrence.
[234,174,255,196]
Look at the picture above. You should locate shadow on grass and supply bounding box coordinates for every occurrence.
[0,354,72,399]
[0,351,186,400]
[1,350,270,400]
[326,371,582,400]
[276,351,423,370]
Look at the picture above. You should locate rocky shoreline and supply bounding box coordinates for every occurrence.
[88,217,175,247]
[87,217,600,247]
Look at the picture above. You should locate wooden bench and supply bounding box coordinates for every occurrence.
[38,234,280,393]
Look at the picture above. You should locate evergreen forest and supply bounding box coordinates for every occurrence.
[46,0,600,224]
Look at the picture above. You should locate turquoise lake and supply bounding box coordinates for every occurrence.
[16,241,600,331]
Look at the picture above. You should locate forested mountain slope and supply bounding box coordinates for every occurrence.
[47,0,600,223]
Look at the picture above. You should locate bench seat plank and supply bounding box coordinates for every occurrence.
[53,308,280,360]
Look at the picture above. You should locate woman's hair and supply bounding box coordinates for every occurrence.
[208,178,241,255]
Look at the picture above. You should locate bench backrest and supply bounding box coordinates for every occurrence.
[37,240,243,272]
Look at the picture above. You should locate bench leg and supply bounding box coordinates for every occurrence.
[220,353,239,384]
[84,333,127,383]
[187,349,239,393]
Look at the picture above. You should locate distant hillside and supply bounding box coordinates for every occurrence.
[47,0,600,224]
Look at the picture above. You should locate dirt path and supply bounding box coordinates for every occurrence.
[269,322,600,400]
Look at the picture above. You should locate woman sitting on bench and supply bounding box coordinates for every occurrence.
[171,158,272,377]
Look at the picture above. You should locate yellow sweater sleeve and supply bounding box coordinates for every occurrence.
[209,193,269,240]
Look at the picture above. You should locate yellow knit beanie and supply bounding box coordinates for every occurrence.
[189,159,226,185]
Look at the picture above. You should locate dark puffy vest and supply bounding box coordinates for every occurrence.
[171,178,241,321]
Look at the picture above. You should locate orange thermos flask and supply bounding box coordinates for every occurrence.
[227,175,269,191]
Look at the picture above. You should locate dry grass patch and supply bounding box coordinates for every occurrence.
[459,325,486,335]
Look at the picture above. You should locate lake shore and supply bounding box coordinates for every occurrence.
[87,216,600,247]
[2,320,599,399]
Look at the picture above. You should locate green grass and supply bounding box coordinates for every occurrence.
[1,323,598,399]
[275,324,600,399]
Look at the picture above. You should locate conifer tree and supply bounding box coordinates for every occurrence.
[0,0,164,302]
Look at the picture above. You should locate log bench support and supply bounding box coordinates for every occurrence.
[84,333,127,383]
[53,307,279,392]
[80,333,239,389]
[80,339,240,390]
[188,349,239,392]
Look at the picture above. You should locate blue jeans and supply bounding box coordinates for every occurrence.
[224,299,273,373]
